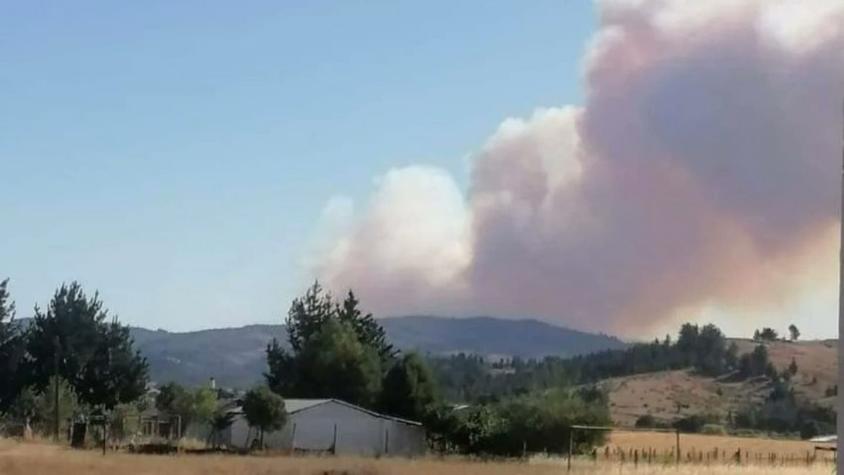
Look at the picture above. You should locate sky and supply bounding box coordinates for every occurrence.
[1,1,596,332]
[3,1,842,341]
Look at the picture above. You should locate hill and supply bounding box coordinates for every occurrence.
[598,339,838,427]
[128,316,627,388]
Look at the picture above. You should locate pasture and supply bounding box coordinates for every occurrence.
[0,436,835,475]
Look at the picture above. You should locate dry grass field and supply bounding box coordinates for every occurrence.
[601,339,838,426]
[0,438,835,475]
[602,430,836,463]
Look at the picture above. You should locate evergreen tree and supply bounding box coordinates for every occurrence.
[25,282,148,409]
[337,290,395,364]
[265,284,391,408]
[379,353,439,421]
[0,278,25,413]
[788,324,800,342]
[295,319,382,406]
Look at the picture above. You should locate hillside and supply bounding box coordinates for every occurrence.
[598,339,838,427]
[129,316,626,388]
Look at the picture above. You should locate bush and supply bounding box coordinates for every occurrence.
[701,424,726,435]
[635,414,656,428]
[673,414,719,433]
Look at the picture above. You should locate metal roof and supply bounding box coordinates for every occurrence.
[284,399,332,413]
[230,398,422,426]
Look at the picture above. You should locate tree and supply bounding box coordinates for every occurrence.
[757,328,779,342]
[738,344,774,379]
[285,281,335,353]
[155,383,216,433]
[25,282,149,409]
[0,278,25,413]
[296,319,382,407]
[208,409,236,449]
[242,386,286,449]
[337,291,395,364]
[379,353,439,421]
[265,284,389,407]
[694,324,727,375]
[788,357,799,376]
[788,324,800,342]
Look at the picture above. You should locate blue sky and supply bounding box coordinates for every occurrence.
[1,1,596,330]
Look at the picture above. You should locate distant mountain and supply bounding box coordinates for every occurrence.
[382,316,626,359]
[16,316,626,389]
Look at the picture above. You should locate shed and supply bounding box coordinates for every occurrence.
[224,398,426,456]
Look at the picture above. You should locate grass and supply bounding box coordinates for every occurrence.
[0,438,836,475]
[603,430,836,462]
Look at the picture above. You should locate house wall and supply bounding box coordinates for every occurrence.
[224,401,426,456]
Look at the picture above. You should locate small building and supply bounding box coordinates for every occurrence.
[224,398,426,456]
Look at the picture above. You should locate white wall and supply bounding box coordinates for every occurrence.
[224,401,425,457]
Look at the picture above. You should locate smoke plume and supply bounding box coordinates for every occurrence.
[314,0,844,337]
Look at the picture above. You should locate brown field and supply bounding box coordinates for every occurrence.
[602,430,836,463]
[601,339,838,426]
[0,438,835,475]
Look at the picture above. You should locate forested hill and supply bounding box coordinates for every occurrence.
[127,316,626,388]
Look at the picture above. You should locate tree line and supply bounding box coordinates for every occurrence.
[0,279,148,435]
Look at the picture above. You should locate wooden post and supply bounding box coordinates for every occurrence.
[567,428,573,471]
[53,337,60,442]
[291,423,297,452]
[675,429,680,464]
[102,423,107,456]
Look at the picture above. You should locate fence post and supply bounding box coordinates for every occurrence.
[675,429,680,464]
[567,428,573,472]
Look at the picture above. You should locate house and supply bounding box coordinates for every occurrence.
[224,398,426,456]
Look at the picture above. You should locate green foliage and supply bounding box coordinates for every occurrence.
[379,353,439,421]
[296,319,382,407]
[429,322,734,403]
[733,372,836,438]
[25,282,148,409]
[208,408,236,448]
[672,413,720,433]
[754,327,779,342]
[265,283,389,407]
[426,389,611,457]
[337,290,395,363]
[788,324,800,342]
[737,344,776,379]
[0,278,25,414]
[242,386,287,447]
[7,376,80,436]
[155,382,217,433]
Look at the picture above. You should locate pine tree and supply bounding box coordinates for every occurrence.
[0,278,25,413]
[337,290,395,364]
[25,282,148,409]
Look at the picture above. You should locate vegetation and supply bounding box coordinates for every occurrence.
[155,382,217,433]
[266,283,387,407]
[242,386,287,448]
[787,324,800,342]
[0,437,834,474]
[25,282,148,409]
[0,279,25,413]
[378,353,439,422]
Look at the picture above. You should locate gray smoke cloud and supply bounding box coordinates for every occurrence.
[313,0,844,337]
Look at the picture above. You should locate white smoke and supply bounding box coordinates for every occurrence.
[313,0,844,337]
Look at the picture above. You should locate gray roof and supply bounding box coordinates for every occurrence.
[231,398,422,427]
[284,399,331,413]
